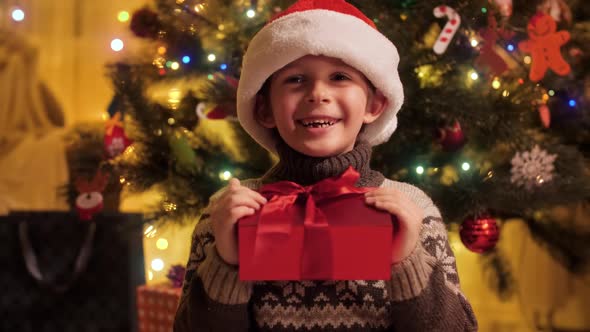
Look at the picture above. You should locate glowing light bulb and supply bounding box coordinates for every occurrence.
[470,39,478,47]
[461,162,471,171]
[492,78,501,89]
[470,72,479,81]
[182,56,191,64]
[548,90,555,96]
[507,44,515,52]
[111,39,124,52]
[156,238,169,250]
[11,8,25,22]
[220,64,228,70]
[207,54,216,62]
[416,166,425,175]
[171,61,180,70]
[569,99,576,107]
[157,46,167,55]
[524,56,532,64]
[117,11,130,22]
[246,9,256,18]
[220,171,232,181]
[151,259,164,271]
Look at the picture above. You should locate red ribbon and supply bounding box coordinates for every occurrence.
[104,112,124,136]
[253,167,374,279]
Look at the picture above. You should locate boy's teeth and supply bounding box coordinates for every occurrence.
[300,119,336,128]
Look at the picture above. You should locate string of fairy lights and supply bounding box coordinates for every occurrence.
[109,1,579,278]
[109,3,261,279]
[7,1,583,279]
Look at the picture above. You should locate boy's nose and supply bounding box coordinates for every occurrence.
[306,81,330,104]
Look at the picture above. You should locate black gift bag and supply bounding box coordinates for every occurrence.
[0,211,146,332]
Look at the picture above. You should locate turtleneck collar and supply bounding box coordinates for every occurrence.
[261,140,384,187]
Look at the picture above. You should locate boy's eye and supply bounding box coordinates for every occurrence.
[284,75,304,84]
[332,73,351,81]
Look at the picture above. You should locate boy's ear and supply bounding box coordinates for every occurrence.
[255,94,276,128]
[363,90,388,124]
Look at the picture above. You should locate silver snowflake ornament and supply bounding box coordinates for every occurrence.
[510,145,557,191]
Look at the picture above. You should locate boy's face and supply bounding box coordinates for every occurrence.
[256,55,387,157]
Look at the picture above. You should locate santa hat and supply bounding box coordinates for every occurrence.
[237,0,404,154]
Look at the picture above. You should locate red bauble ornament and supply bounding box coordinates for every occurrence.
[436,120,466,151]
[130,8,162,39]
[460,215,500,253]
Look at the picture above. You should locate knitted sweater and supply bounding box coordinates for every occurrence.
[174,142,478,331]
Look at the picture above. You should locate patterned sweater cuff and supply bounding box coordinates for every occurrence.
[196,245,253,305]
[388,245,436,301]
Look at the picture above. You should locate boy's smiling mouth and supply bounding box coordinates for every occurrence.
[297,117,341,128]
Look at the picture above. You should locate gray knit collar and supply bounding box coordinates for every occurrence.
[261,140,384,187]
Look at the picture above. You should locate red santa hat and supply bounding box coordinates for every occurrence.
[237,0,404,153]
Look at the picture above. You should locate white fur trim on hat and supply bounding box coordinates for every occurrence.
[237,9,404,154]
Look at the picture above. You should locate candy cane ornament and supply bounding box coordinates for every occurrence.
[433,5,461,54]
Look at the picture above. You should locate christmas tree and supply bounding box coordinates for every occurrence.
[69,0,590,296]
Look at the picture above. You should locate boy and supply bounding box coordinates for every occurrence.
[174,0,478,331]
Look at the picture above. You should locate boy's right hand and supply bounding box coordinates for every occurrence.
[210,178,267,266]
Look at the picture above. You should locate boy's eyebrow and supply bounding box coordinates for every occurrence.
[277,63,299,72]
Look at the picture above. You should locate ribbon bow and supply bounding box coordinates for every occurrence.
[104,112,124,136]
[253,166,373,279]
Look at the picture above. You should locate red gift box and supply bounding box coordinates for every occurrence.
[239,167,393,281]
[136,284,182,332]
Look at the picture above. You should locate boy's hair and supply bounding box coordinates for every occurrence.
[237,0,404,154]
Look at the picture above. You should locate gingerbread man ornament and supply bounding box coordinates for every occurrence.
[518,12,571,82]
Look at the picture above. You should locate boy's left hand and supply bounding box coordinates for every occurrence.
[365,188,424,264]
